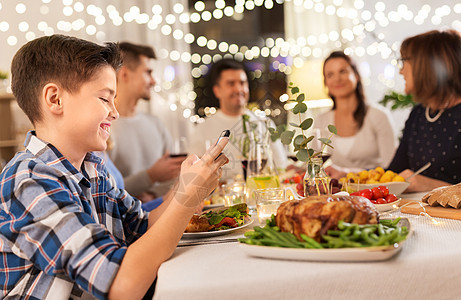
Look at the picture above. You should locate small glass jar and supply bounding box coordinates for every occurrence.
[303,157,331,196]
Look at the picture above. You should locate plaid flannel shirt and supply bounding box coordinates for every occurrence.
[0,132,149,299]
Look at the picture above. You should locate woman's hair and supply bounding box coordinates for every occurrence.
[11,34,122,125]
[400,30,461,107]
[323,51,367,129]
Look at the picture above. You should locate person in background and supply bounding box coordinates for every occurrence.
[0,34,229,299]
[189,59,288,180]
[108,42,185,201]
[314,51,397,179]
[388,30,461,192]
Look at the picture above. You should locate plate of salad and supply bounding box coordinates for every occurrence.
[183,203,253,239]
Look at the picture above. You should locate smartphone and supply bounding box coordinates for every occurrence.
[215,129,231,145]
[215,130,230,159]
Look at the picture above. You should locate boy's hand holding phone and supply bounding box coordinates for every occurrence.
[174,130,230,208]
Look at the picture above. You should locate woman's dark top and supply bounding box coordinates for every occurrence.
[388,103,461,184]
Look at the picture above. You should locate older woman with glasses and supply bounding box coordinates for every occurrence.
[388,29,461,192]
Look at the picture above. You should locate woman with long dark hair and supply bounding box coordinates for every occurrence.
[314,51,397,179]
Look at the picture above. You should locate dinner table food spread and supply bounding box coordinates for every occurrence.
[153,192,461,300]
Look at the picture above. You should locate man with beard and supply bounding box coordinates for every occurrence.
[190,59,287,180]
[109,42,185,201]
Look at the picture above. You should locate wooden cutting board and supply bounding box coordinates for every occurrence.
[400,199,461,220]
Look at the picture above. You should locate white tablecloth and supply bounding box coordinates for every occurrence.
[154,193,461,300]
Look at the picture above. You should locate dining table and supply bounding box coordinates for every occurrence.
[153,192,461,300]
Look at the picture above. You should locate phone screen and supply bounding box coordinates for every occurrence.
[216,130,231,145]
[215,130,230,160]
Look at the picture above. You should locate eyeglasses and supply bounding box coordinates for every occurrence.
[397,57,410,69]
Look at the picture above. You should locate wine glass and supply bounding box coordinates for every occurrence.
[170,137,188,158]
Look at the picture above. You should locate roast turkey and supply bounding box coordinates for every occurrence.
[275,195,379,241]
[422,183,461,208]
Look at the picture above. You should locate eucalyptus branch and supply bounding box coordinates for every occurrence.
[270,82,337,163]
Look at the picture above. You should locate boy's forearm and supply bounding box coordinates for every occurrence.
[146,181,178,228]
[108,197,195,299]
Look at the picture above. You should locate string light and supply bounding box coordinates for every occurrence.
[0,2,460,120]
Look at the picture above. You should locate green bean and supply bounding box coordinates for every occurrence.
[360,227,376,245]
[300,234,323,249]
[350,228,362,241]
[327,230,342,236]
[255,226,301,248]
[244,231,260,238]
[391,217,402,226]
[377,224,385,236]
[239,218,408,250]
[379,219,394,227]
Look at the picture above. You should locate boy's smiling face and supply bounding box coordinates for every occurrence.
[60,65,118,158]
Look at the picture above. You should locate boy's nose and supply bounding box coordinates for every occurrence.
[109,104,119,120]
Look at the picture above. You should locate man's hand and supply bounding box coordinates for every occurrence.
[146,152,186,183]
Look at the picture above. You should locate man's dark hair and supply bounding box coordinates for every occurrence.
[11,34,121,125]
[209,59,248,87]
[119,42,156,70]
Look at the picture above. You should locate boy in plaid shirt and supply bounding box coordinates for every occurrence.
[0,34,228,299]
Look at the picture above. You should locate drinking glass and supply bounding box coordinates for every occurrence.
[255,188,286,223]
[170,137,188,158]
[223,181,246,207]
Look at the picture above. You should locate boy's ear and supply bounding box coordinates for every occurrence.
[42,83,63,115]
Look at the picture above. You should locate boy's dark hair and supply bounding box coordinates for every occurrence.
[11,34,122,125]
[209,59,248,87]
[323,51,367,129]
[119,42,156,70]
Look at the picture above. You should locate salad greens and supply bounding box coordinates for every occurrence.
[204,203,248,230]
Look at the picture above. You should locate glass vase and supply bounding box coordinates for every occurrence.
[303,157,331,196]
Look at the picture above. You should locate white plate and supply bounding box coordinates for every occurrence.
[182,219,254,239]
[348,181,410,196]
[374,198,402,212]
[239,218,410,262]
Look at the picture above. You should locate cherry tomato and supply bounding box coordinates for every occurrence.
[376,197,387,204]
[350,192,360,196]
[359,189,373,200]
[385,194,398,203]
[293,174,302,184]
[215,217,237,228]
[283,179,290,184]
[371,187,384,200]
[370,199,377,204]
[378,185,389,197]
